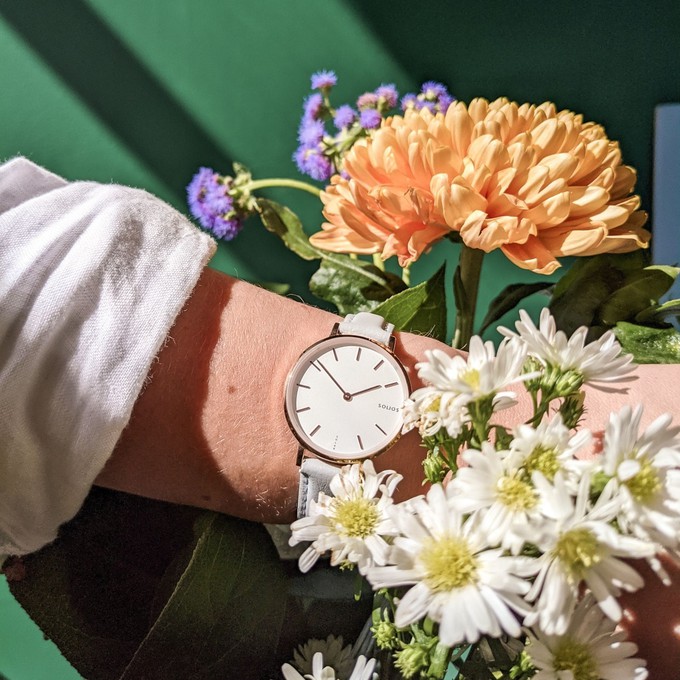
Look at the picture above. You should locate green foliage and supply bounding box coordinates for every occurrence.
[256,197,321,261]
[9,489,288,680]
[373,265,448,341]
[309,258,406,314]
[549,252,679,337]
[614,322,680,363]
[257,281,291,295]
[479,282,553,336]
[598,265,680,325]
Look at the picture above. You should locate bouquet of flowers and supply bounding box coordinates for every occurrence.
[282,308,680,679]
[185,72,680,679]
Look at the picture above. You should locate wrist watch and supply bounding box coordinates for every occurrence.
[284,312,410,517]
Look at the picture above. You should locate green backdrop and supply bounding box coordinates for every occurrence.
[0,1,678,677]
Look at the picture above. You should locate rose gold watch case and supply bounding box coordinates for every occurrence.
[283,324,410,465]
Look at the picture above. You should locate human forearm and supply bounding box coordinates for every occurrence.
[95,268,433,521]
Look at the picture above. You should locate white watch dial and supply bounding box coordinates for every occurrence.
[285,335,410,462]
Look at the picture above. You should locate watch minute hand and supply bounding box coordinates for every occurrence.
[348,384,383,398]
[316,360,348,395]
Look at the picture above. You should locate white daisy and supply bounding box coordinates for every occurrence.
[289,461,402,575]
[448,442,545,555]
[526,474,655,635]
[281,652,378,680]
[365,484,535,647]
[507,414,593,492]
[416,335,533,404]
[601,406,680,565]
[292,636,356,679]
[500,308,634,390]
[402,386,470,438]
[526,594,648,680]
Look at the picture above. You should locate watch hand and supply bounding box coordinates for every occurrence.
[316,360,349,396]
[348,384,383,398]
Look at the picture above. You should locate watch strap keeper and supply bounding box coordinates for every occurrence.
[337,312,394,346]
[297,457,340,518]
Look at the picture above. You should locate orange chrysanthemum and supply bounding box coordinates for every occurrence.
[310,98,650,274]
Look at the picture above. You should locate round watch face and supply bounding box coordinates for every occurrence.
[284,334,410,462]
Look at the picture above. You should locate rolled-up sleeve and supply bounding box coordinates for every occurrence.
[0,158,216,563]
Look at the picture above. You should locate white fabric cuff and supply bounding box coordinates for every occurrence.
[0,157,216,562]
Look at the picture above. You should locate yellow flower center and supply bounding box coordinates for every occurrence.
[624,459,661,504]
[497,475,538,511]
[550,637,599,680]
[553,528,601,582]
[332,498,379,538]
[461,368,481,390]
[420,536,478,591]
[523,445,561,481]
[426,396,441,412]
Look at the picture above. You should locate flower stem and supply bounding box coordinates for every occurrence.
[452,245,485,350]
[245,177,322,197]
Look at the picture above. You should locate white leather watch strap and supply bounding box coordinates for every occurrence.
[297,457,339,517]
[337,311,394,346]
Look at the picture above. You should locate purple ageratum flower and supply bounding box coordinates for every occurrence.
[359,108,382,130]
[438,94,455,113]
[420,81,455,113]
[400,82,455,114]
[293,144,333,182]
[205,180,234,216]
[420,81,449,99]
[400,93,418,111]
[298,118,326,145]
[303,93,324,122]
[356,92,378,110]
[333,105,357,130]
[418,100,437,113]
[187,167,219,230]
[211,214,243,241]
[186,167,244,240]
[375,84,399,109]
[310,70,337,91]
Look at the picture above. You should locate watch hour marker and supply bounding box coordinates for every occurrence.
[373,359,384,371]
[375,423,387,435]
[296,407,310,413]
[355,348,362,361]
[296,383,310,389]
[311,361,321,371]
[310,425,321,436]
[384,382,399,388]
[357,435,364,450]
[332,348,338,361]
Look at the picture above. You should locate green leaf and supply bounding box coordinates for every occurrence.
[635,298,680,324]
[309,257,406,315]
[9,489,287,680]
[614,322,680,363]
[598,265,680,325]
[373,264,447,341]
[255,197,322,261]
[121,514,287,680]
[256,281,290,295]
[549,258,626,334]
[552,251,648,300]
[479,282,553,335]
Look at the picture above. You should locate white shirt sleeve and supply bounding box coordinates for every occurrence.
[0,158,216,564]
